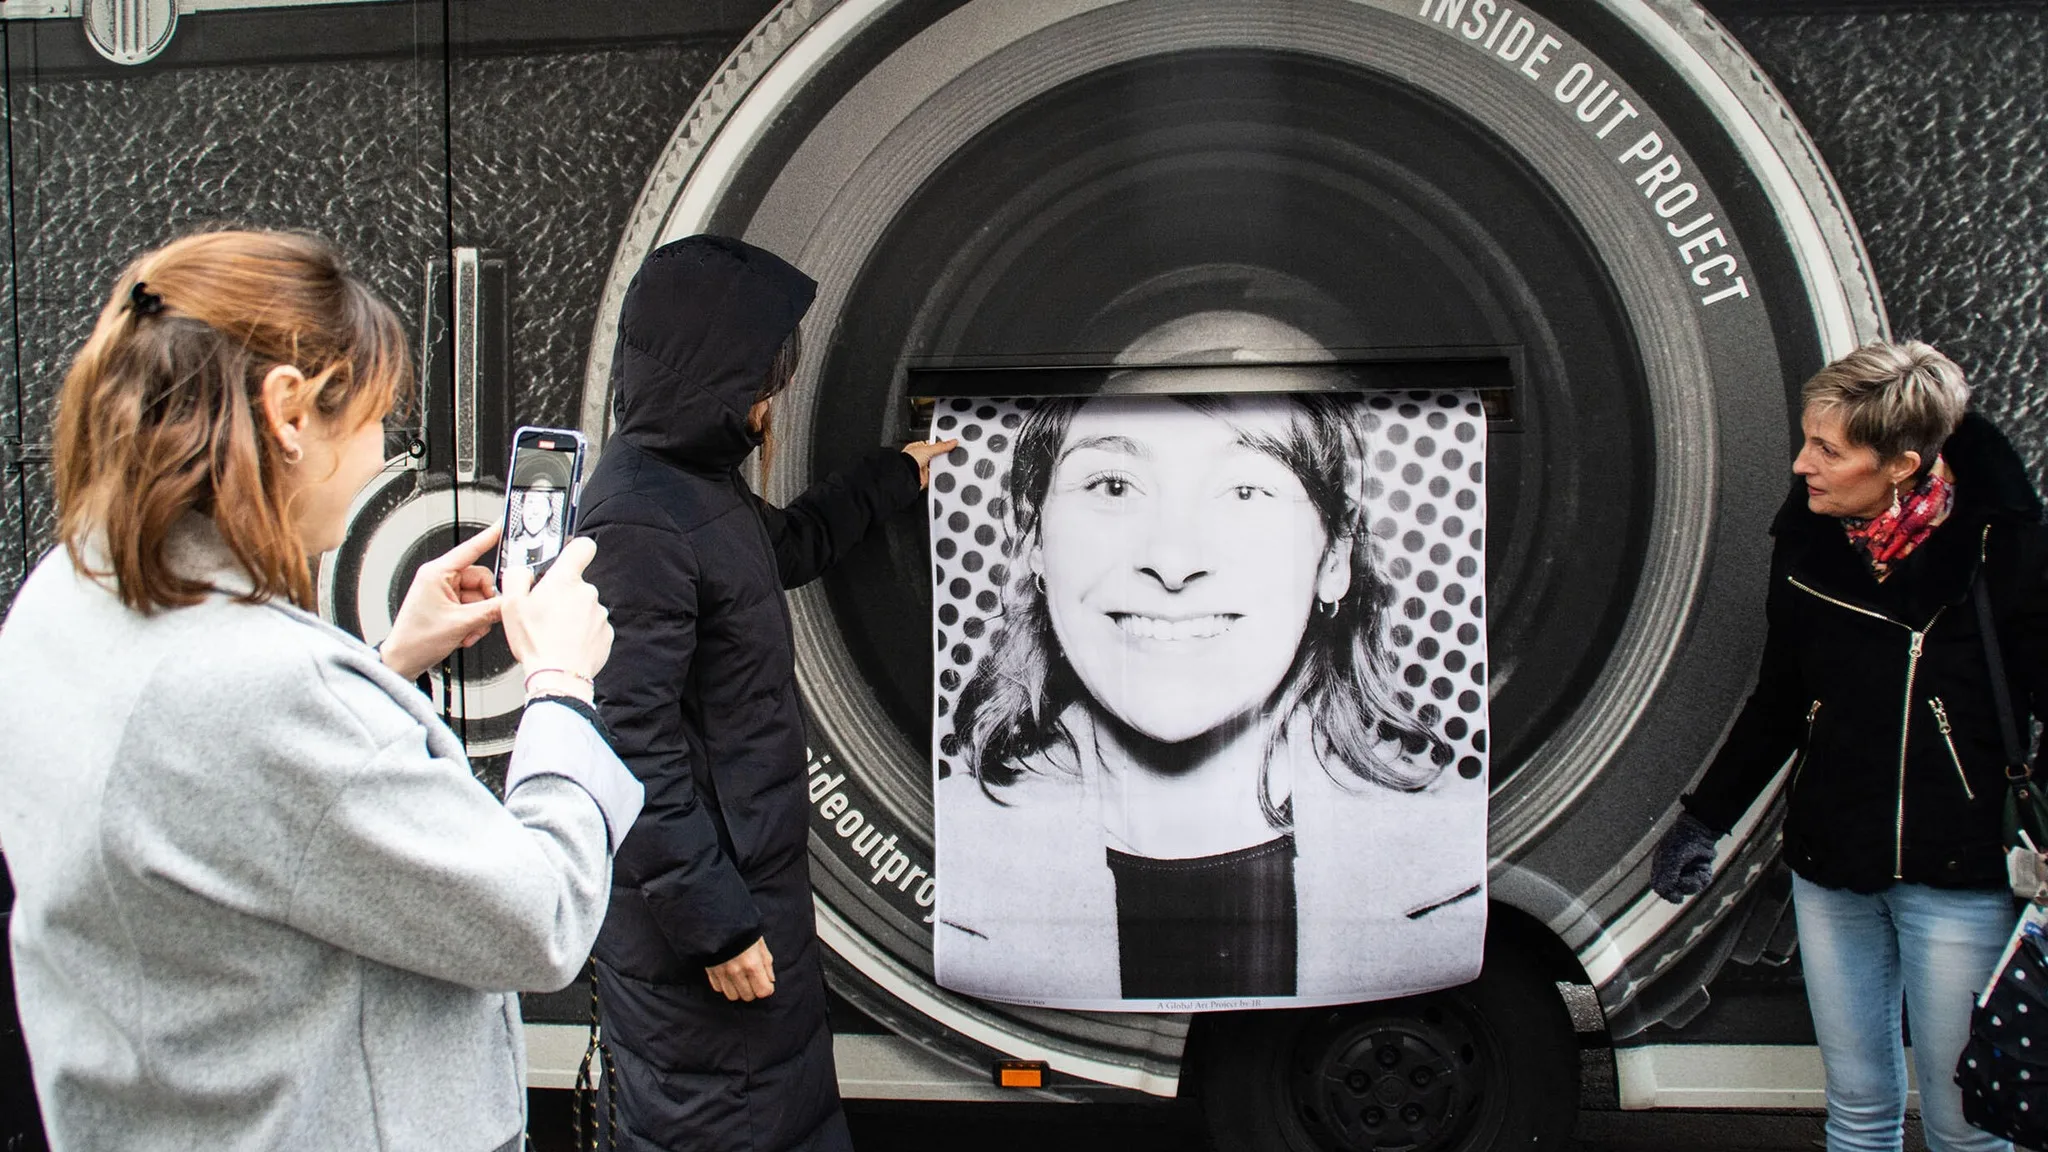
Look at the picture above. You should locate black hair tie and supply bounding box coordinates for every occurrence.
[128,281,165,317]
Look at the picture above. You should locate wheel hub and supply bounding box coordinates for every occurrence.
[1294,1010,1481,1152]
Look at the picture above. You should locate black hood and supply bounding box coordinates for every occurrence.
[1772,409,2044,538]
[609,235,818,471]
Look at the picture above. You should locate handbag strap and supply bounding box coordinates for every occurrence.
[1973,567,2029,774]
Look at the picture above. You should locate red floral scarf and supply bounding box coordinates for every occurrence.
[1841,459,1954,580]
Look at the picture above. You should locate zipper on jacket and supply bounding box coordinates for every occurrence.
[1788,700,1822,792]
[1785,577,1896,626]
[1894,624,1935,878]
[1928,696,1975,801]
[1784,576,1942,881]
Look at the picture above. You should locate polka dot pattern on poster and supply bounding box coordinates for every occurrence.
[929,392,1488,787]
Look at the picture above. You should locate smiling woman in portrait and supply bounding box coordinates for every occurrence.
[505,478,564,570]
[934,391,1486,1008]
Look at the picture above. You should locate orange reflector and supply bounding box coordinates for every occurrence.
[994,1060,1048,1089]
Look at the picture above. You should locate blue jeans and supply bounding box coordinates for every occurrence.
[1793,874,2018,1152]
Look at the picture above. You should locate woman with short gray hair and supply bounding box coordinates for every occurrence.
[1654,340,2048,1152]
[1802,340,1973,506]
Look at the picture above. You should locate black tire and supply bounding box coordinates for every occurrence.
[1196,947,1576,1152]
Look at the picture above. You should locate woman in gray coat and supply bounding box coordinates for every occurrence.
[0,230,643,1152]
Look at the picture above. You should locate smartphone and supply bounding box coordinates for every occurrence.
[497,426,588,578]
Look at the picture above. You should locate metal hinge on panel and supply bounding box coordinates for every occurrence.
[416,248,511,484]
[3,434,51,461]
[452,248,481,483]
[0,1,78,20]
[2,439,53,471]
[82,0,176,65]
[0,0,400,67]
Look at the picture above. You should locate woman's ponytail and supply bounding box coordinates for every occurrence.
[54,230,411,613]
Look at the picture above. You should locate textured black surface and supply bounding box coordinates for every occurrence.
[17,463,51,589]
[0,477,20,610]
[0,38,732,607]
[3,59,21,610]
[9,0,763,77]
[447,44,727,435]
[1718,6,2048,481]
[6,8,2045,613]
[4,53,447,583]
[2,57,15,449]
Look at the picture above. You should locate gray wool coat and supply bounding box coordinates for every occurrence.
[0,520,642,1152]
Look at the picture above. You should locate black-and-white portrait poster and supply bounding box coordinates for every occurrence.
[931,392,1489,1012]
[503,445,574,573]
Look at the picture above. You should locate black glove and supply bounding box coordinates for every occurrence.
[1652,811,1720,903]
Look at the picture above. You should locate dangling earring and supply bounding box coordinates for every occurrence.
[1888,480,1902,519]
[1034,573,1046,595]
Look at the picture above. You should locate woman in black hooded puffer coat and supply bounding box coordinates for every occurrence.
[578,235,952,1152]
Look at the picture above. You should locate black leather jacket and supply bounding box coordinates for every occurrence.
[1684,413,2048,893]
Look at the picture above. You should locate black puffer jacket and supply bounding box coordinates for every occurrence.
[1685,412,2048,893]
[579,236,921,1152]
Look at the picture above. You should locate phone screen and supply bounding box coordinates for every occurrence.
[501,430,583,576]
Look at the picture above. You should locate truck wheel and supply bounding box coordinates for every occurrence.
[1197,957,1576,1152]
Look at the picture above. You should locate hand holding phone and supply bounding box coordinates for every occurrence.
[498,426,588,578]
[378,522,505,681]
[500,536,613,702]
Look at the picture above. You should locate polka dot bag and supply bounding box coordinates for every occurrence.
[1957,903,2048,1146]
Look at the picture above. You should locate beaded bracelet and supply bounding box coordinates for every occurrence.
[522,667,594,696]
